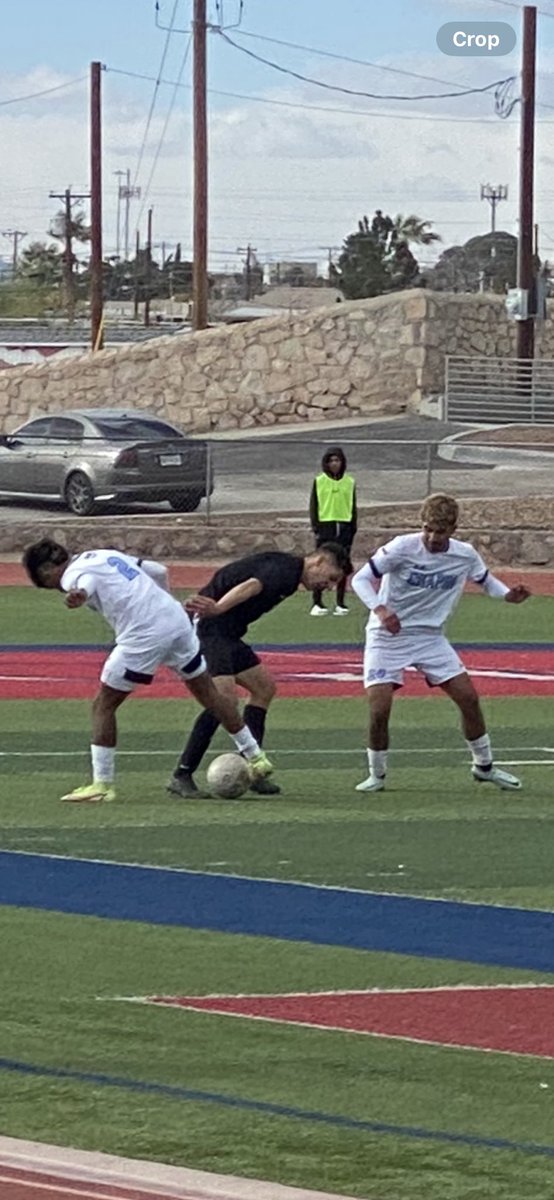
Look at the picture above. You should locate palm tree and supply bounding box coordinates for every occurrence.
[49,206,91,322]
[389,215,441,251]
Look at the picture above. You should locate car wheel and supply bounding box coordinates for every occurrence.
[168,490,203,512]
[65,472,96,516]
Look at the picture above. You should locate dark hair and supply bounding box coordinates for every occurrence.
[22,538,70,587]
[317,541,353,577]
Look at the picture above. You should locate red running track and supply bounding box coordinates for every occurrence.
[1,647,554,699]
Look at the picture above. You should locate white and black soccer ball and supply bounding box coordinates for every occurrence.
[206,753,251,799]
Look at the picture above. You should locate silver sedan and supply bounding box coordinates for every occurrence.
[0,408,213,516]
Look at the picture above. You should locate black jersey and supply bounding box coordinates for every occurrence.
[198,551,303,639]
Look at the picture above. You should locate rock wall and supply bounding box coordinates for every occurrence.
[3,289,552,434]
[6,496,554,567]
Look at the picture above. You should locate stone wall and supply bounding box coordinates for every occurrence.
[6,495,554,566]
[3,288,552,434]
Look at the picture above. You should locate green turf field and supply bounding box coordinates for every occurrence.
[1,583,554,1198]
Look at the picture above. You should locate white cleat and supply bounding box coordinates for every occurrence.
[310,604,328,616]
[472,764,521,791]
[333,605,349,616]
[355,775,386,793]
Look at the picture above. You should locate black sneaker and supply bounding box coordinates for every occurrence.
[167,773,211,799]
[249,777,282,796]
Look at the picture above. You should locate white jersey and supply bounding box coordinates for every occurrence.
[366,534,490,632]
[61,549,189,646]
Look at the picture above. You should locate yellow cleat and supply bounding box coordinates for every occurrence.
[61,782,116,804]
[247,750,273,780]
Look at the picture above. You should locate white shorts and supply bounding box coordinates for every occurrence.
[101,622,206,693]
[363,629,465,689]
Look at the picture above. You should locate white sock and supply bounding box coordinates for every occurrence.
[467,734,492,768]
[368,749,387,779]
[232,726,260,759]
[91,744,116,783]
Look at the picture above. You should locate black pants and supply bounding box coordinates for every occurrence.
[312,522,354,607]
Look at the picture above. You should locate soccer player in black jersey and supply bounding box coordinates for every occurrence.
[168,543,351,798]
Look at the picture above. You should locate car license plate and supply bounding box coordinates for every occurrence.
[159,453,182,466]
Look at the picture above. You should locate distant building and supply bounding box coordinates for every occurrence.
[267,261,319,286]
[218,285,344,323]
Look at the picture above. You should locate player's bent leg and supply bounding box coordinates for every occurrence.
[440,671,522,791]
[186,671,273,779]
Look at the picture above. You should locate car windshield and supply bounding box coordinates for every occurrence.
[90,418,184,442]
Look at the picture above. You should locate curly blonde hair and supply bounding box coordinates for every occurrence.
[420,493,459,531]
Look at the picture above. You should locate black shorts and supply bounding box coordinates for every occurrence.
[201,634,261,677]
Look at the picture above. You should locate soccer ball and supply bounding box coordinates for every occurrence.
[206,753,251,799]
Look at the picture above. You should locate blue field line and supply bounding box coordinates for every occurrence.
[1,642,552,653]
[1,851,553,972]
[0,1055,553,1159]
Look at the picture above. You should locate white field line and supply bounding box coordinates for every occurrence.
[1,747,554,759]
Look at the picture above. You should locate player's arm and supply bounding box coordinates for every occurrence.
[136,558,170,591]
[351,560,401,634]
[350,484,358,537]
[60,570,98,609]
[309,481,319,532]
[186,577,263,617]
[471,555,531,603]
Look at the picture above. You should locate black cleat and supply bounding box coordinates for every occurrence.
[167,773,211,799]
[249,777,282,796]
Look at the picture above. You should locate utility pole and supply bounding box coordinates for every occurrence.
[319,245,340,284]
[114,169,125,259]
[90,61,103,350]
[49,186,90,325]
[1,229,27,276]
[192,0,208,330]
[516,5,537,360]
[237,244,257,300]
[120,169,141,261]
[133,230,141,320]
[480,184,508,234]
[144,208,153,328]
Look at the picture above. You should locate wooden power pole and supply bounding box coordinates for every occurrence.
[192,0,208,331]
[516,6,537,360]
[90,61,103,350]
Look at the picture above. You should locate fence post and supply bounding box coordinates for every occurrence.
[205,441,212,524]
[426,442,433,496]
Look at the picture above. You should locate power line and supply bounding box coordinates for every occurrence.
[132,0,181,191]
[105,66,526,123]
[231,29,489,92]
[0,75,87,107]
[482,0,554,17]
[136,33,193,228]
[214,29,515,103]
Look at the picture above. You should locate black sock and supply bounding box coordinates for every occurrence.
[312,588,323,606]
[336,580,346,607]
[244,704,267,746]
[176,709,220,776]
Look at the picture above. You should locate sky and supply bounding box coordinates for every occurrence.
[2,0,554,274]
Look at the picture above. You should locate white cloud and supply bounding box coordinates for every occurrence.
[2,52,554,273]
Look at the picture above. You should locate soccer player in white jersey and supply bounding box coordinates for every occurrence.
[351,494,531,793]
[22,538,273,803]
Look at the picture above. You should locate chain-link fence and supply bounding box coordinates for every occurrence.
[1,424,553,520]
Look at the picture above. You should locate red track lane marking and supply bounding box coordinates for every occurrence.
[144,986,554,1059]
[1,648,554,700]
